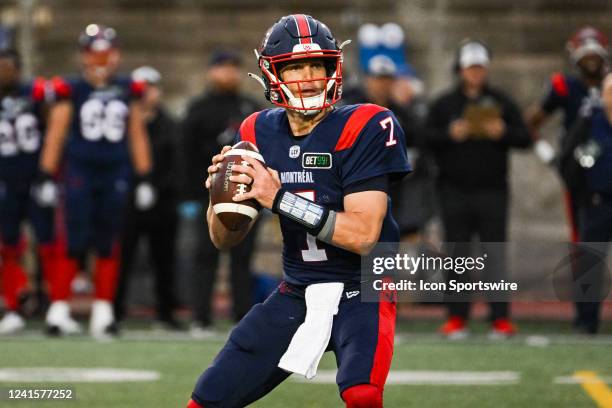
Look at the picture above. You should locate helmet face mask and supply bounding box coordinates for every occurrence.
[260,50,342,114]
[256,15,344,115]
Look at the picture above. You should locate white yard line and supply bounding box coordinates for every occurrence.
[0,330,228,342]
[292,370,521,385]
[555,376,612,385]
[0,368,160,382]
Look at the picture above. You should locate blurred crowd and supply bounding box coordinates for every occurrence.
[0,21,610,339]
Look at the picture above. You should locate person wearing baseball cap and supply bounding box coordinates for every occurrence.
[425,39,531,339]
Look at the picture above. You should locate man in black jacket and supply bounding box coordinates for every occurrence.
[181,50,261,336]
[425,40,531,339]
[114,66,182,329]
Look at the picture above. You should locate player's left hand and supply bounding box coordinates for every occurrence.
[31,172,59,208]
[231,155,281,210]
[135,181,157,211]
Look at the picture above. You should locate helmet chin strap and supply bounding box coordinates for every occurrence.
[284,87,326,115]
[278,71,338,115]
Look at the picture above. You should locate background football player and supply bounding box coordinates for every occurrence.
[188,14,410,408]
[525,26,609,239]
[39,24,153,337]
[524,26,610,333]
[0,46,64,334]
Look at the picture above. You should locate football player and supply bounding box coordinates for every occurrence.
[39,24,153,337]
[0,48,64,334]
[525,26,610,242]
[525,26,609,334]
[188,15,410,408]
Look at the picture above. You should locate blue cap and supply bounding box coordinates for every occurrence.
[208,49,242,67]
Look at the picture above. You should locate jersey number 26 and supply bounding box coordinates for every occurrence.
[0,114,41,157]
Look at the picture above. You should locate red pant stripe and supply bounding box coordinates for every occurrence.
[369,279,396,389]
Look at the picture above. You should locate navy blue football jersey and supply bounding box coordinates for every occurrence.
[236,104,411,285]
[541,73,592,135]
[51,75,144,164]
[586,108,612,193]
[0,79,47,182]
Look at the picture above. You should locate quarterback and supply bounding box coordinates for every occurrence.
[188,14,410,408]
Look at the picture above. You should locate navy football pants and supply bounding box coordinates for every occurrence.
[64,160,131,258]
[0,179,54,245]
[191,282,396,407]
[574,193,612,333]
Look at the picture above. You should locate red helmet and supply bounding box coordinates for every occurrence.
[567,26,609,63]
[252,15,346,115]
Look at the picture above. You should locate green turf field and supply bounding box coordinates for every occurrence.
[0,321,610,407]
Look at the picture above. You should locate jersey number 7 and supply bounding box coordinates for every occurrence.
[380,116,396,147]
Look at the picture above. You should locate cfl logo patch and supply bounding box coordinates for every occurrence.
[289,145,300,159]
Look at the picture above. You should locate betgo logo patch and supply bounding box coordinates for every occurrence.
[302,153,332,169]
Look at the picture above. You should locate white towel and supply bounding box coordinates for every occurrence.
[278,282,344,379]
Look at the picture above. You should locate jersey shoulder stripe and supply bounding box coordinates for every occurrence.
[31,77,46,102]
[50,76,72,99]
[551,72,569,98]
[239,111,261,145]
[334,103,388,152]
[130,80,146,99]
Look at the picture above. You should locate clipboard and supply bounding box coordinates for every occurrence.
[462,103,502,138]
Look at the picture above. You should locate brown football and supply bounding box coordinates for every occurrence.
[210,141,264,231]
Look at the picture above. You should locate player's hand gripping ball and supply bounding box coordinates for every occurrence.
[209,141,264,230]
